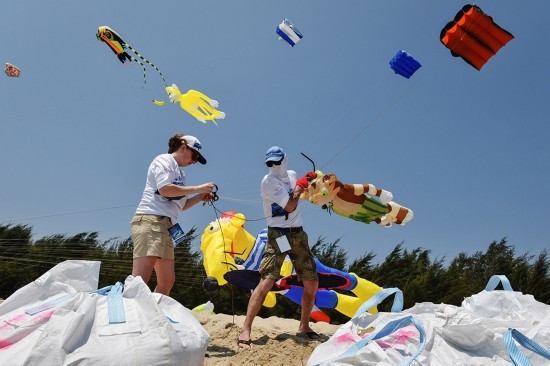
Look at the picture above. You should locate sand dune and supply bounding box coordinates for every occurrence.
[193,312,341,366]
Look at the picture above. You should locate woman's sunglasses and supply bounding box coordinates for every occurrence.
[266,158,283,167]
[189,148,200,162]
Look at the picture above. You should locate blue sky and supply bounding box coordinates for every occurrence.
[1,0,548,265]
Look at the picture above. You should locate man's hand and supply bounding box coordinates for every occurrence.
[296,172,317,189]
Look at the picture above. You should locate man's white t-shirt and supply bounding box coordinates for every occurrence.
[261,170,303,228]
[135,153,188,224]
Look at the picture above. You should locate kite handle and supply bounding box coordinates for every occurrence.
[210,184,220,203]
[300,152,316,172]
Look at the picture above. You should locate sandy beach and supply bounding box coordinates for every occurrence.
[193,312,341,366]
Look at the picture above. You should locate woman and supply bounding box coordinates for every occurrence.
[131,133,215,295]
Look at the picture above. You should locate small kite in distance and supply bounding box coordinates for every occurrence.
[389,50,421,79]
[5,63,21,77]
[276,19,303,47]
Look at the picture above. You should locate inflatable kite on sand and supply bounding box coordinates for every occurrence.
[200,212,256,291]
[200,213,383,322]
[440,5,514,70]
[389,50,421,79]
[300,171,413,227]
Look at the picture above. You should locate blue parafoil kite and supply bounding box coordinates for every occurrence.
[276,19,303,47]
[389,50,421,79]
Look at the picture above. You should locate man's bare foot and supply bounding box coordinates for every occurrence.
[238,330,252,349]
[297,326,321,340]
[298,326,315,334]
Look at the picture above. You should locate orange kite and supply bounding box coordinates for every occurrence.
[440,5,514,70]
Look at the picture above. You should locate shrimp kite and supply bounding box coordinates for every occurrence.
[96,25,167,86]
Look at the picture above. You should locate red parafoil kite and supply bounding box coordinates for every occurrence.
[440,5,514,70]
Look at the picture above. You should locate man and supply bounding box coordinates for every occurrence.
[238,146,319,349]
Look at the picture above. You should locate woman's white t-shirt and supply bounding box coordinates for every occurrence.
[135,153,188,224]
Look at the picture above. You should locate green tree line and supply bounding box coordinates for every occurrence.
[0,223,548,324]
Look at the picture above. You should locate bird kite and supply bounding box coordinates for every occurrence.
[440,5,514,70]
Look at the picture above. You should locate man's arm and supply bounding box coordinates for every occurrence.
[283,185,303,213]
[284,172,316,212]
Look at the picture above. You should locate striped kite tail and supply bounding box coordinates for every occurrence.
[126,45,167,86]
[129,55,147,87]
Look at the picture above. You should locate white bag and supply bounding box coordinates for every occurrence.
[0,260,210,366]
[427,275,550,364]
[308,275,550,366]
[504,328,550,365]
[0,260,100,364]
[308,288,429,366]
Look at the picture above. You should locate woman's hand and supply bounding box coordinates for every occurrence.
[198,182,215,194]
[201,192,216,206]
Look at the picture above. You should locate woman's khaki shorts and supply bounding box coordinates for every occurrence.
[131,214,174,259]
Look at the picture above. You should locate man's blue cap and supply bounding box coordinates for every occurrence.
[265,146,285,163]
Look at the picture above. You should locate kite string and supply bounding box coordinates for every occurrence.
[210,201,270,223]
[320,88,408,171]
[0,195,263,226]
[209,203,238,324]
[218,75,392,192]
[0,204,137,226]
[209,75,397,200]
[300,74,390,155]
